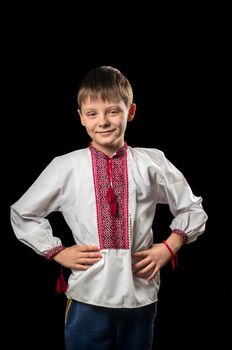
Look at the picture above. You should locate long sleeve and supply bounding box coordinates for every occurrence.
[10,158,63,255]
[158,152,208,243]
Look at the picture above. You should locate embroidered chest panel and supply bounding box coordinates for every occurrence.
[90,144,129,249]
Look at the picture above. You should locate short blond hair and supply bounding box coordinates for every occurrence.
[77,66,133,109]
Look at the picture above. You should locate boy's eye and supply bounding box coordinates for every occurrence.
[87,112,96,118]
[108,109,119,115]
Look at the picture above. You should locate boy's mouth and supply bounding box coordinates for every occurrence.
[96,129,116,134]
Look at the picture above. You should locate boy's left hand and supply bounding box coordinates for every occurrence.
[132,243,172,283]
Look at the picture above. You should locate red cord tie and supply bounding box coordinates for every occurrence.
[106,159,117,217]
[162,240,178,270]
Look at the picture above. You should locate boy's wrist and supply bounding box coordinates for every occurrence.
[165,231,185,254]
[43,245,65,260]
[171,228,188,244]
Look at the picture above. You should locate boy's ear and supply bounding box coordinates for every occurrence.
[128,103,136,121]
[78,109,85,126]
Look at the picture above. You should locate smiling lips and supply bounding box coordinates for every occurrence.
[96,130,116,134]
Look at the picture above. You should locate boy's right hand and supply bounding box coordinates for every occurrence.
[53,245,102,270]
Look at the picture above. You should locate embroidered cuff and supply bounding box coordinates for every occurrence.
[171,229,188,244]
[43,245,65,260]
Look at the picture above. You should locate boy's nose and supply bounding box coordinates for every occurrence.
[99,115,110,127]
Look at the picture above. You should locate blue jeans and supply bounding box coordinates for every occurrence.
[65,300,157,350]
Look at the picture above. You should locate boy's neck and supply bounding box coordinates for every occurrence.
[90,141,127,158]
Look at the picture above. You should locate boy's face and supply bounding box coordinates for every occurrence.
[78,98,136,156]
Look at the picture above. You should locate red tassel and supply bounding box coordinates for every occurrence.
[107,187,117,217]
[56,267,68,294]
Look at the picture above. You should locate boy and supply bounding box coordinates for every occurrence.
[10,66,207,350]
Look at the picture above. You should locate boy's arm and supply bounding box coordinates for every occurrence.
[132,152,208,283]
[158,153,208,243]
[10,158,63,257]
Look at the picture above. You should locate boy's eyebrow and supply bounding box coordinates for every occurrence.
[82,107,97,112]
[106,105,122,110]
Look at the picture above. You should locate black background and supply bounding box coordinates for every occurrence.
[3,6,230,350]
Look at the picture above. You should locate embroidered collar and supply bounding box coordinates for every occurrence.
[89,142,128,159]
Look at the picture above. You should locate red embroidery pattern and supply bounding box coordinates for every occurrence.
[171,228,188,243]
[43,245,65,260]
[90,143,129,250]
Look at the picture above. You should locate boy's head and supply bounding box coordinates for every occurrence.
[77,66,133,111]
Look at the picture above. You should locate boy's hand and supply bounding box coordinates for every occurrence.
[132,243,172,283]
[53,245,102,270]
